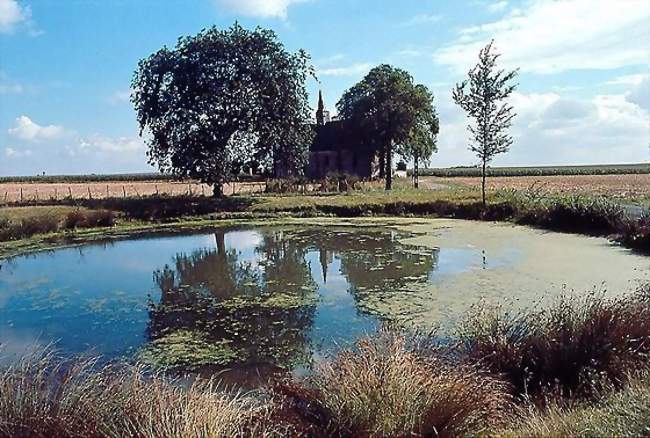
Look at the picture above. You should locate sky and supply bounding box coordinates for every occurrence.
[0,0,649,176]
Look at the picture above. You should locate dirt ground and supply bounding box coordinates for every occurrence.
[428,174,650,200]
[0,180,267,203]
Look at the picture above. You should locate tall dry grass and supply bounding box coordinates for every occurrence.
[0,349,281,438]
[458,287,650,400]
[499,373,650,437]
[305,331,512,437]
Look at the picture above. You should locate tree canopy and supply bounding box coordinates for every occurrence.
[131,23,314,196]
[336,65,437,190]
[453,40,518,205]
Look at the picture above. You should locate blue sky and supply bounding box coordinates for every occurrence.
[0,0,648,176]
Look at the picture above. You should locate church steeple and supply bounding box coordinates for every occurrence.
[316,89,325,126]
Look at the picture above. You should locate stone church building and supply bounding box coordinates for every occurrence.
[306,91,380,179]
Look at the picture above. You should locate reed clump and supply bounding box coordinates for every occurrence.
[458,287,650,401]
[0,349,281,438]
[303,331,512,437]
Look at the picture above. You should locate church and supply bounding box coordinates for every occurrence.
[305,91,380,179]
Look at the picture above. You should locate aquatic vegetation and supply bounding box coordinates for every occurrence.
[138,330,242,370]
[3,283,650,437]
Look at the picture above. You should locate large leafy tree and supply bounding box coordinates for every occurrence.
[337,65,437,190]
[132,23,314,196]
[453,40,518,205]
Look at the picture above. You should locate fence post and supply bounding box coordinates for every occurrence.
[68,186,72,199]
[155,184,159,195]
[54,188,58,200]
[88,186,92,200]
[106,185,109,198]
[123,186,126,198]
[20,187,23,202]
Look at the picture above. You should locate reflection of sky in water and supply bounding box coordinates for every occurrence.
[0,227,517,370]
[430,247,522,280]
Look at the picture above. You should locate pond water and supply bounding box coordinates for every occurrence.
[1,218,648,383]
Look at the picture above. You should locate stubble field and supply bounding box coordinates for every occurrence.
[429,174,650,201]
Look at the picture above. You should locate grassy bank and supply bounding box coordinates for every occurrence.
[1,185,648,258]
[2,286,650,437]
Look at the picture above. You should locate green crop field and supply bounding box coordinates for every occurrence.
[416,163,650,177]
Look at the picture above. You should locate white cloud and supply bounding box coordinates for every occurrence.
[78,136,145,153]
[319,62,373,77]
[401,13,443,26]
[626,77,650,111]
[8,116,68,141]
[435,89,650,166]
[487,1,508,13]
[0,0,29,33]
[606,74,649,87]
[4,147,32,158]
[214,0,306,18]
[435,0,650,74]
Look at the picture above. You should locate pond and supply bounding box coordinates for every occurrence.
[1,218,648,384]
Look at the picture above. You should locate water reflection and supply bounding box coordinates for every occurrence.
[142,227,440,375]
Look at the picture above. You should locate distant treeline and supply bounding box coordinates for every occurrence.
[416,163,650,177]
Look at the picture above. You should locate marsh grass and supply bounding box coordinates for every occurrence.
[304,331,512,437]
[458,287,650,401]
[0,207,115,241]
[500,374,650,437]
[0,349,281,438]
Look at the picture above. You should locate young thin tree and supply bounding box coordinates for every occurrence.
[452,41,518,205]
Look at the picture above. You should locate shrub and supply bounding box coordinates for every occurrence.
[619,215,650,253]
[64,209,115,229]
[305,331,511,437]
[458,288,650,400]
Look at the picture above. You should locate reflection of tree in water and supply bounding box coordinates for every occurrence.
[143,231,317,373]
[141,227,440,373]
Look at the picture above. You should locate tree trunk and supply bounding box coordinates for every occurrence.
[414,154,420,189]
[213,183,224,198]
[385,143,393,191]
[481,160,487,207]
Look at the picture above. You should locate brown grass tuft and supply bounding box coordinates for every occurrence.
[0,349,281,438]
[307,330,512,437]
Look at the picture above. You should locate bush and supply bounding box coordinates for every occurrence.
[458,288,650,400]
[304,331,511,437]
[619,215,650,253]
[64,209,115,229]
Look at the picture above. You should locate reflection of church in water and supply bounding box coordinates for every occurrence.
[319,247,334,284]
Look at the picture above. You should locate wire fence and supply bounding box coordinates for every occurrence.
[0,181,269,205]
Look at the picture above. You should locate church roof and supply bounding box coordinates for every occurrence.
[311,120,371,152]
